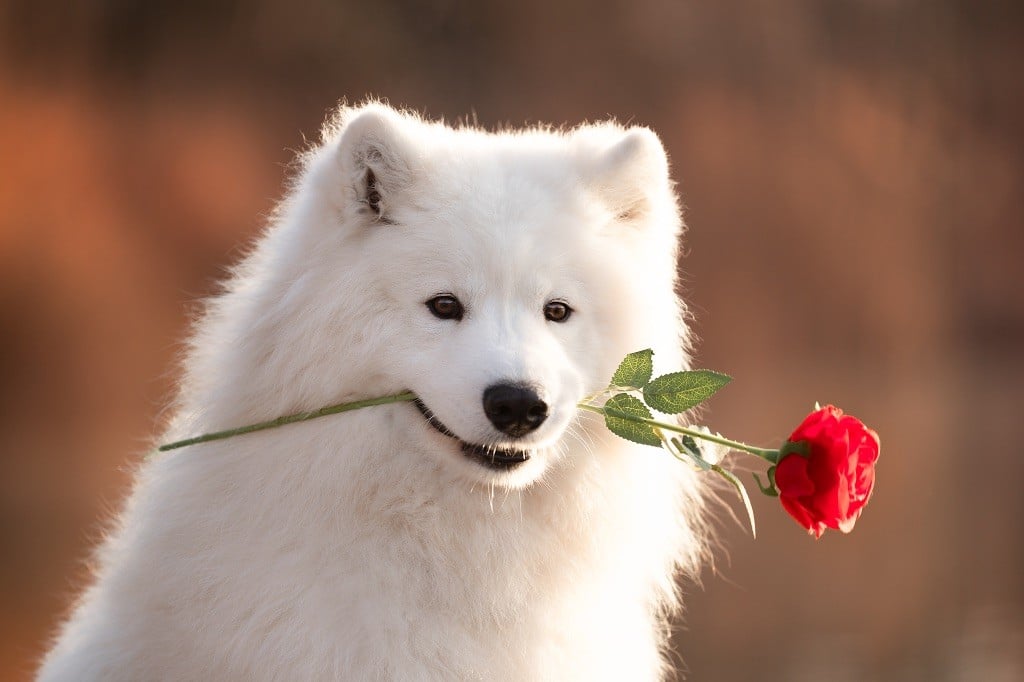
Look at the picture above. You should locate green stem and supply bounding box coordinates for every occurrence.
[157,391,418,452]
[577,402,779,463]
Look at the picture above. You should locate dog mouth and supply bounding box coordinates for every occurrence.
[413,399,532,470]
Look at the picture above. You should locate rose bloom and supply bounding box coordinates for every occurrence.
[774,405,880,538]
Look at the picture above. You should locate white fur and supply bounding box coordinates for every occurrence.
[39,103,709,681]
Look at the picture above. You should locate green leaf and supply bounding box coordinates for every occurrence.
[714,464,757,538]
[680,435,703,459]
[752,465,779,497]
[602,393,662,448]
[672,436,711,470]
[642,370,731,414]
[611,349,655,389]
[779,439,810,459]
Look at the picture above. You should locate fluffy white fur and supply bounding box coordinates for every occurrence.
[40,103,709,680]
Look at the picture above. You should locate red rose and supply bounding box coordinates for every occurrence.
[774,405,880,538]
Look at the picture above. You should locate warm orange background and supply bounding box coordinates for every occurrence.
[2,2,1021,680]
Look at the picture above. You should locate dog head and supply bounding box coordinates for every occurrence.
[282,104,687,488]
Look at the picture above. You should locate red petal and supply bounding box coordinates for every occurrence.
[775,454,816,497]
[788,406,838,443]
[780,494,819,533]
[832,471,853,524]
[838,511,860,534]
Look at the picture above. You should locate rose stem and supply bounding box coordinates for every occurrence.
[157,391,418,452]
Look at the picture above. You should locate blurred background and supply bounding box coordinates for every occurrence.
[1,1,1021,679]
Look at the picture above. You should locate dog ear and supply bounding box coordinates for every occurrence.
[580,127,672,223]
[336,105,415,223]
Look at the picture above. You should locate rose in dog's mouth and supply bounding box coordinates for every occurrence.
[413,399,531,470]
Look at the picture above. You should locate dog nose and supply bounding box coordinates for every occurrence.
[482,384,548,437]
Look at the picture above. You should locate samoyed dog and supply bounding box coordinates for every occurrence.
[40,103,710,680]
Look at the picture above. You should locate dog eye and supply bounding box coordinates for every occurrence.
[544,300,572,323]
[426,295,464,321]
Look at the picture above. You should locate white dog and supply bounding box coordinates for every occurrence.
[40,103,710,680]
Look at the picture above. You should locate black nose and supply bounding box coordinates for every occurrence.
[482,383,548,437]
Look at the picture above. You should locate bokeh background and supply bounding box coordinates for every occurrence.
[2,1,1021,679]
